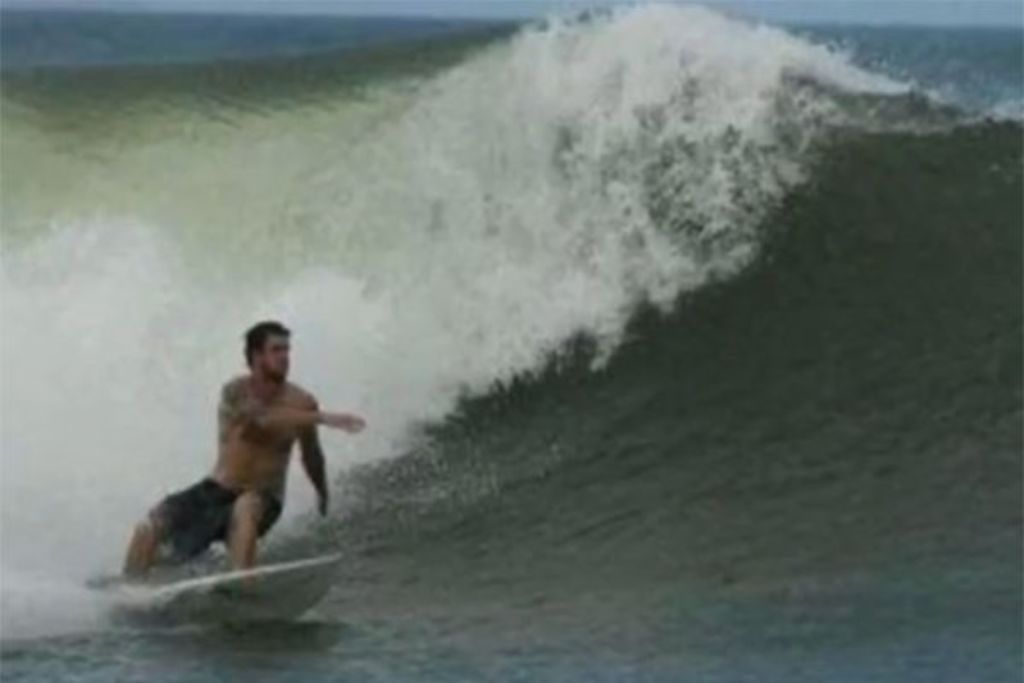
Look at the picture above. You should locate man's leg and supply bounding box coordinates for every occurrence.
[122,511,165,578]
[227,492,264,570]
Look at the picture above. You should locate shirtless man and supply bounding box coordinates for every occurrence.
[122,321,365,577]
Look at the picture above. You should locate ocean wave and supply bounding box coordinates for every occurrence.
[0,4,1008,641]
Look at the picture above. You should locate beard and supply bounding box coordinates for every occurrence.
[259,364,288,384]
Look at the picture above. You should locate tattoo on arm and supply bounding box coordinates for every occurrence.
[218,380,265,441]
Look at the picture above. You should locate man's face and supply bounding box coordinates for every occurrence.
[255,335,290,381]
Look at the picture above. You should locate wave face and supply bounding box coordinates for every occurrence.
[295,121,1020,683]
[0,6,1020,680]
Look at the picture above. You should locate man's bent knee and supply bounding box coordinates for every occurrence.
[232,491,264,523]
[131,520,151,541]
[144,504,169,537]
[124,515,163,577]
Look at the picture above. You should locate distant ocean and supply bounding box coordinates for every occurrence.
[2,6,1020,682]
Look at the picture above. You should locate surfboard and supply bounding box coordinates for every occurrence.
[109,553,343,625]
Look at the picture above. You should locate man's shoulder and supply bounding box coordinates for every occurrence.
[221,375,249,394]
[285,381,317,408]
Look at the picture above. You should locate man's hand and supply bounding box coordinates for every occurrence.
[320,412,366,433]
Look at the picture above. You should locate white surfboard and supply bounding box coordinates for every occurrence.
[111,553,343,624]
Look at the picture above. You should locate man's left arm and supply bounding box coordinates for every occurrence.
[299,402,329,516]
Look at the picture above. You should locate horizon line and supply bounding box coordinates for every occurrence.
[1,1,1021,28]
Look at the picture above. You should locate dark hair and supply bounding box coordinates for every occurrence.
[244,321,291,367]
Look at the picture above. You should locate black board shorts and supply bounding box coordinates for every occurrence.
[153,478,282,561]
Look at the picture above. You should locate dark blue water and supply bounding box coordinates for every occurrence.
[0,9,508,70]
[798,24,1023,117]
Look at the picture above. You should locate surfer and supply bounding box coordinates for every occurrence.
[122,321,366,578]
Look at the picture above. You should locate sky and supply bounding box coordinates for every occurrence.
[1,0,1021,26]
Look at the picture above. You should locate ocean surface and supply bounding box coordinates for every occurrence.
[1,6,1021,682]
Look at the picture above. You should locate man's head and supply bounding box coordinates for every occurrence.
[244,321,291,382]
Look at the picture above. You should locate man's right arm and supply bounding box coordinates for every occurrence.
[219,381,365,435]
[219,381,320,433]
